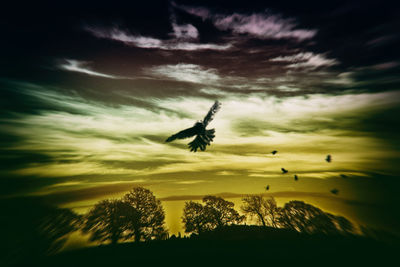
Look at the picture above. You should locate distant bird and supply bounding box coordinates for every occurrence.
[294,174,298,181]
[326,154,332,163]
[166,101,221,152]
[340,174,348,178]
[266,185,270,191]
[271,150,278,155]
[281,168,288,174]
[330,188,339,195]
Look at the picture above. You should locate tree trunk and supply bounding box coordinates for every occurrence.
[256,211,266,227]
[134,228,141,242]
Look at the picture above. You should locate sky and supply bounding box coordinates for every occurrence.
[1,0,400,239]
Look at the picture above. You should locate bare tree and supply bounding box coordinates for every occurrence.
[241,195,280,227]
[203,196,245,228]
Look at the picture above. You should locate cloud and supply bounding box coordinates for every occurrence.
[170,23,199,39]
[175,5,316,41]
[270,52,338,69]
[145,63,220,84]
[84,26,231,51]
[60,59,117,78]
[276,85,300,92]
[3,80,400,199]
[174,180,207,185]
[370,61,399,70]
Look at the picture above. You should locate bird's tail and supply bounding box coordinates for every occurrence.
[204,129,215,141]
[188,129,216,152]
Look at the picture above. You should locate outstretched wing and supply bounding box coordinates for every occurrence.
[165,126,198,142]
[202,100,221,127]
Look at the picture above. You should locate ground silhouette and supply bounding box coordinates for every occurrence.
[37,225,398,266]
[2,191,399,266]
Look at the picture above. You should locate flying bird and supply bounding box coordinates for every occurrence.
[165,101,221,152]
[266,185,270,191]
[294,174,298,181]
[330,188,339,195]
[281,168,288,174]
[271,150,278,155]
[326,154,332,163]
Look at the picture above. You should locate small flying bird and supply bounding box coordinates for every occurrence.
[266,185,270,191]
[165,101,221,152]
[340,174,348,178]
[326,154,332,163]
[281,168,288,174]
[271,150,278,155]
[330,188,339,195]
[294,174,298,181]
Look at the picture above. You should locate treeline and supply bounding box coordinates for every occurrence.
[1,187,358,265]
[183,195,354,236]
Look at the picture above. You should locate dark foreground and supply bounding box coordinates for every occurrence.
[19,226,400,266]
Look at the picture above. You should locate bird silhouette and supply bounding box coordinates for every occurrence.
[294,174,298,181]
[326,154,332,163]
[281,168,288,174]
[266,185,270,191]
[330,188,339,195]
[271,150,278,155]
[166,101,221,152]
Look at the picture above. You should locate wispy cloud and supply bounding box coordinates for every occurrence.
[270,52,338,69]
[145,63,220,84]
[170,23,199,39]
[175,4,316,41]
[3,81,400,200]
[60,59,117,78]
[84,26,231,51]
[174,180,208,185]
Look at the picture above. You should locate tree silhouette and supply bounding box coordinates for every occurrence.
[37,207,82,254]
[82,187,167,244]
[241,195,280,227]
[182,196,244,235]
[203,196,245,228]
[182,201,211,235]
[0,198,80,265]
[278,200,354,235]
[82,199,138,245]
[123,187,167,242]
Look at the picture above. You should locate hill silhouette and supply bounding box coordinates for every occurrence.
[3,189,399,266]
[36,225,397,266]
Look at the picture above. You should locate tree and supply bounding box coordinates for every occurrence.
[37,207,82,254]
[278,200,354,235]
[241,195,280,227]
[182,201,211,235]
[329,214,355,235]
[1,197,80,266]
[123,187,167,242]
[203,196,245,228]
[82,199,138,245]
[182,196,244,235]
